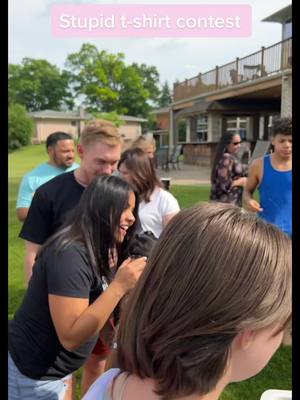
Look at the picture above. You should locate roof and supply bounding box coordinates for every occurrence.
[262,4,292,23]
[28,110,147,123]
[174,100,211,118]
[28,109,92,120]
[149,107,170,115]
[119,115,147,123]
[174,99,280,119]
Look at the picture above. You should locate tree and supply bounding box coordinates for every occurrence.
[158,81,172,107]
[8,103,34,151]
[91,111,125,127]
[65,43,161,117]
[8,58,74,111]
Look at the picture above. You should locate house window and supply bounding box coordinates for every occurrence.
[226,117,249,140]
[196,115,208,142]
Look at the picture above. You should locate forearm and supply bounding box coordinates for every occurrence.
[16,207,29,222]
[24,242,41,285]
[243,186,254,204]
[242,186,262,212]
[62,281,125,351]
[232,177,247,188]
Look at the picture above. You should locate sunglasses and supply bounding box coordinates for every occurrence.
[232,141,242,146]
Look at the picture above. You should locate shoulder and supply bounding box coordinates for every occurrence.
[249,157,263,174]
[44,242,97,297]
[219,153,234,165]
[67,162,80,171]
[44,242,91,275]
[155,188,180,209]
[37,171,76,193]
[20,163,46,182]
[156,187,177,201]
[82,369,121,400]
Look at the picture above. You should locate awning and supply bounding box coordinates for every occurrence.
[174,98,280,119]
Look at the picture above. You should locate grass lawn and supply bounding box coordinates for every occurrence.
[9,145,291,400]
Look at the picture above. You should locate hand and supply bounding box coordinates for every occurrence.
[232,177,247,188]
[113,257,147,296]
[245,199,263,213]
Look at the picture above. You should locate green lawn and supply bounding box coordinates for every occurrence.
[9,145,291,400]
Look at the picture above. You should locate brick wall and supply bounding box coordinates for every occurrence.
[156,113,170,130]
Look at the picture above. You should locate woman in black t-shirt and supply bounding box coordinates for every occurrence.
[8,175,147,400]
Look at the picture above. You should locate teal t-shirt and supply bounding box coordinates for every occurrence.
[16,162,79,208]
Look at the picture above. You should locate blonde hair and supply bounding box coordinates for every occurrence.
[121,138,133,152]
[117,202,291,399]
[131,136,156,153]
[80,119,122,147]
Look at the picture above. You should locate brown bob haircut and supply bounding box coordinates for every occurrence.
[80,119,122,147]
[118,148,162,202]
[116,202,291,399]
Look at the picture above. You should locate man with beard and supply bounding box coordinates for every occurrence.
[16,131,78,222]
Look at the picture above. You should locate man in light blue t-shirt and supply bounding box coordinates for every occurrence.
[16,131,79,222]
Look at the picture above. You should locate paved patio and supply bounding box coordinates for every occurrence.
[156,163,211,186]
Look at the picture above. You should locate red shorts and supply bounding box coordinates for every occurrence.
[92,318,116,357]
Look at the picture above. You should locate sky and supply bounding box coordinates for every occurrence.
[9,0,291,88]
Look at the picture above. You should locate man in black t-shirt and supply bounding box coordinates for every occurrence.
[19,119,123,396]
[20,119,122,283]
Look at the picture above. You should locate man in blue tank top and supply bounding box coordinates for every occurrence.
[243,117,292,237]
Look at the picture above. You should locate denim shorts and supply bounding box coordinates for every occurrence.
[8,352,72,400]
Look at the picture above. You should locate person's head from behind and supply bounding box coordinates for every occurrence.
[117,202,291,399]
[59,175,138,277]
[271,117,292,160]
[118,148,162,202]
[46,131,75,169]
[211,132,242,182]
[131,136,156,159]
[77,119,123,184]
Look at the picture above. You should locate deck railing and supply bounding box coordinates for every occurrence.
[173,37,292,102]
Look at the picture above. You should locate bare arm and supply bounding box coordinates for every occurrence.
[162,212,178,227]
[16,207,29,222]
[49,256,146,352]
[242,159,263,212]
[231,177,247,188]
[24,241,41,284]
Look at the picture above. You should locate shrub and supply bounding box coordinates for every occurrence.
[8,103,33,151]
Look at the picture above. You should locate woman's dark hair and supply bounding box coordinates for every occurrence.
[118,148,162,202]
[211,132,237,183]
[39,175,139,280]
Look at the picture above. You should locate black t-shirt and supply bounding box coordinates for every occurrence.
[8,242,104,380]
[19,171,84,244]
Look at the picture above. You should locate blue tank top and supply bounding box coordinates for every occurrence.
[258,155,292,236]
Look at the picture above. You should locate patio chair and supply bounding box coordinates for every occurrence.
[156,147,170,171]
[169,144,183,170]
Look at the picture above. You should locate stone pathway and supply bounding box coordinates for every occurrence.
[156,163,211,186]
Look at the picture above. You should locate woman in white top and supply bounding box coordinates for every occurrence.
[118,148,180,238]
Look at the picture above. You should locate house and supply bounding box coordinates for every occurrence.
[28,108,147,143]
[151,4,292,167]
[149,106,170,147]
